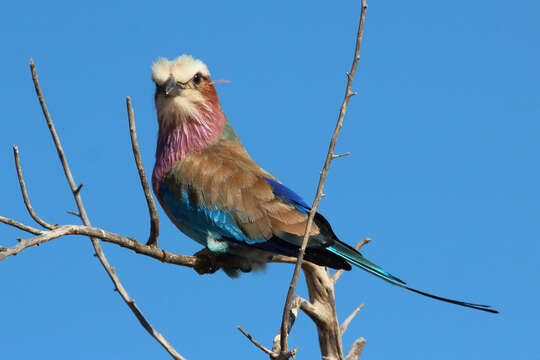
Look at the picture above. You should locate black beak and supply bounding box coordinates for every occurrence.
[164,76,183,97]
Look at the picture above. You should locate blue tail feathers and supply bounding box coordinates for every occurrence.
[327,240,406,286]
[328,239,498,314]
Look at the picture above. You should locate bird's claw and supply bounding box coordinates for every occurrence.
[193,248,220,275]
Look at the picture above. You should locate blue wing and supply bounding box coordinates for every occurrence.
[159,177,351,269]
[159,182,267,246]
[159,178,314,247]
[264,177,310,214]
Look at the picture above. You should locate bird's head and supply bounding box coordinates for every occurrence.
[152,55,221,129]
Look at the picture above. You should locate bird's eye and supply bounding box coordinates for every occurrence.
[193,73,202,85]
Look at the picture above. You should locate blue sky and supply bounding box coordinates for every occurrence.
[1,0,539,359]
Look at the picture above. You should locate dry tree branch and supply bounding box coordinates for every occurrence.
[237,327,281,359]
[126,97,160,247]
[263,252,365,360]
[0,219,295,270]
[0,216,43,236]
[271,295,318,357]
[28,60,185,360]
[345,338,367,360]
[340,304,364,335]
[13,146,57,230]
[278,1,368,357]
[301,263,344,359]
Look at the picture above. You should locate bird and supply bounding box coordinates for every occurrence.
[151,54,498,314]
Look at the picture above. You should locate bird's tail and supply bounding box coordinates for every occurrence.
[326,240,498,314]
[327,240,406,286]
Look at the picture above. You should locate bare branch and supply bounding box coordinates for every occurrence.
[0,225,86,259]
[0,218,296,274]
[0,216,44,235]
[13,146,56,230]
[297,296,325,326]
[237,326,279,358]
[279,2,368,355]
[302,263,345,359]
[340,304,364,335]
[30,60,79,196]
[272,295,324,356]
[29,60,185,360]
[332,238,371,283]
[345,338,367,360]
[332,152,351,159]
[126,97,160,247]
[74,183,84,195]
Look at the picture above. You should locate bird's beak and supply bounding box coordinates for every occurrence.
[164,76,183,97]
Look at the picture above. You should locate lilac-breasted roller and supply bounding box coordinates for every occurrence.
[151,55,497,313]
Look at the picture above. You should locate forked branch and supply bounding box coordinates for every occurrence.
[0,220,295,271]
[13,146,56,230]
[126,97,160,247]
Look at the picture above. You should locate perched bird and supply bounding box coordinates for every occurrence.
[151,55,497,314]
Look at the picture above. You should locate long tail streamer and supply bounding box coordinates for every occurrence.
[327,240,498,314]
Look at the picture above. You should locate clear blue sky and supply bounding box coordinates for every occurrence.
[1,1,538,359]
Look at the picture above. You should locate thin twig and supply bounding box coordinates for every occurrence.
[74,183,84,195]
[340,304,364,335]
[13,146,56,230]
[332,238,371,283]
[238,326,278,358]
[279,2,368,356]
[0,216,43,235]
[332,152,351,159]
[29,60,185,360]
[67,210,81,217]
[126,97,160,246]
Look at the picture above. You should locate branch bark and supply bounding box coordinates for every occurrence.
[345,338,367,360]
[340,304,364,335]
[238,326,281,359]
[302,263,345,360]
[0,220,295,270]
[126,97,160,247]
[272,295,317,356]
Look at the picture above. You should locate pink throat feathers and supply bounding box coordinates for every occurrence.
[152,101,226,185]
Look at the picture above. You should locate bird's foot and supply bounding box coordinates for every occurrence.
[145,238,158,247]
[193,248,220,275]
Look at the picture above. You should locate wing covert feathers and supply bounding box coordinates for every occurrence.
[164,140,319,241]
